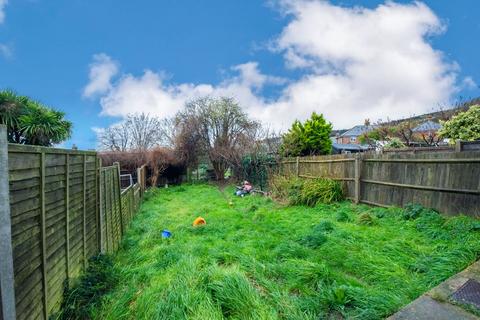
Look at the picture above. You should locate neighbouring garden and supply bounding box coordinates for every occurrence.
[3,91,480,320]
[64,184,480,320]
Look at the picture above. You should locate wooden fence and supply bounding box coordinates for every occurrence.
[0,125,147,320]
[281,149,480,217]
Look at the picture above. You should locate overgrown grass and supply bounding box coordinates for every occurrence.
[54,255,118,320]
[90,184,480,319]
[270,175,344,206]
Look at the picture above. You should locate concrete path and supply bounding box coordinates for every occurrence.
[389,261,480,320]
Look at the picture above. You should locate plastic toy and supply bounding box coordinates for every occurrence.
[192,217,206,226]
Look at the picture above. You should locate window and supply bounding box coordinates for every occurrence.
[350,136,356,142]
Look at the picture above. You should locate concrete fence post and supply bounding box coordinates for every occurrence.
[136,167,142,196]
[0,125,16,320]
[114,162,123,236]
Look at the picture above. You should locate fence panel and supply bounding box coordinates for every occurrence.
[0,126,15,320]
[280,149,480,217]
[360,151,480,216]
[282,154,356,200]
[0,128,147,319]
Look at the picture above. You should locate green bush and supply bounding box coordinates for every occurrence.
[439,105,480,142]
[280,112,333,157]
[238,153,277,190]
[269,174,300,202]
[270,175,344,206]
[298,179,344,206]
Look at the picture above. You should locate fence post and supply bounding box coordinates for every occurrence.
[40,151,48,319]
[0,125,16,320]
[82,154,87,270]
[455,140,463,152]
[65,154,70,283]
[136,166,143,197]
[97,158,104,253]
[295,156,300,177]
[114,162,123,236]
[109,169,114,252]
[354,154,362,204]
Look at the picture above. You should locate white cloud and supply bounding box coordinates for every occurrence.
[0,43,12,58]
[0,0,7,24]
[88,1,460,130]
[462,77,477,90]
[96,60,276,120]
[0,1,10,60]
[264,0,457,127]
[83,53,119,98]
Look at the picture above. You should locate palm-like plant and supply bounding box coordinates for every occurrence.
[0,90,72,146]
[0,90,29,143]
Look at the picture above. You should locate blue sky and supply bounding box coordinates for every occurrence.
[0,0,479,149]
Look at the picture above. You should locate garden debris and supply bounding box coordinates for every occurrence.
[161,230,172,238]
[193,217,206,226]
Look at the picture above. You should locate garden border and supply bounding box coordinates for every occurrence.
[281,148,480,216]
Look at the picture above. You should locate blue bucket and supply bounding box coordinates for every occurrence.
[161,230,172,238]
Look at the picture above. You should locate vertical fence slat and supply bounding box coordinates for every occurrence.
[295,156,299,177]
[98,159,104,253]
[0,125,16,320]
[110,170,115,251]
[103,169,110,253]
[65,154,70,283]
[82,154,87,270]
[40,152,48,319]
[114,163,123,237]
[354,154,361,204]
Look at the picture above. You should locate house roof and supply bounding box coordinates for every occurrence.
[339,125,375,137]
[412,120,442,132]
[332,143,370,151]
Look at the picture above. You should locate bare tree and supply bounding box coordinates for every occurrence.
[147,147,176,186]
[97,113,167,151]
[175,97,260,180]
[127,113,164,150]
[98,124,130,152]
[419,131,442,146]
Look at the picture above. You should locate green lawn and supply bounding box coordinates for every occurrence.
[93,184,480,319]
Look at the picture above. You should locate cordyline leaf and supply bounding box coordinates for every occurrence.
[0,90,72,146]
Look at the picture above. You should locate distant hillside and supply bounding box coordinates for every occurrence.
[332,97,480,135]
[382,97,480,126]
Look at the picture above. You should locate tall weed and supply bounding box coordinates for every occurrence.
[269,175,343,206]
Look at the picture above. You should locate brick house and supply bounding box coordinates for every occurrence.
[336,125,375,144]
